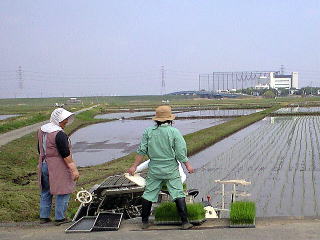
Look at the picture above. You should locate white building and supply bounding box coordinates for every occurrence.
[269,72,299,89]
[255,84,270,89]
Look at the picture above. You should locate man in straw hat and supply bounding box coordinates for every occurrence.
[128,105,194,230]
[37,108,79,225]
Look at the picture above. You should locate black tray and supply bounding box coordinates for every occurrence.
[65,216,96,233]
[93,212,123,231]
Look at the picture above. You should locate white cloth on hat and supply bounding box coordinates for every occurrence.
[41,108,74,133]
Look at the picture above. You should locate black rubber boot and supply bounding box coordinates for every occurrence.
[175,197,193,230]
[141,198,152,229]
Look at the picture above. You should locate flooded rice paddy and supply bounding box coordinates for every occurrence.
[275,107,320,113]
[0,114,19,120]
[175,109,263,117]
[95,111,155,119]
[187,116,320,217]
[71,118,229,167]
[94,109,262,120]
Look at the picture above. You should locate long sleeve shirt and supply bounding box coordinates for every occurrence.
[137,123,188,179]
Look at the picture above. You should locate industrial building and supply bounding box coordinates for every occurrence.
[269,72,299,89]
[198,70,299,92]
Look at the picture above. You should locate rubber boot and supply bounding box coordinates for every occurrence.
[175,197,193,230]
[141,198,152,229]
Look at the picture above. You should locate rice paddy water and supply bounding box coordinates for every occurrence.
[187,115,320,217]
[71,118,230,166]
[0,114,20,120]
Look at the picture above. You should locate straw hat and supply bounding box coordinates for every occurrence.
[152,105,175,121]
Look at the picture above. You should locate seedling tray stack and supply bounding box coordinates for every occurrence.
[66,212,123,233]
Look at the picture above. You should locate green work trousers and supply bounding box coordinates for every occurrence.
[142,174,185,202]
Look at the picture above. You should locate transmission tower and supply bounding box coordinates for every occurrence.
[280,65,285,75]
[17,66,23,89]
[161,66,166,95]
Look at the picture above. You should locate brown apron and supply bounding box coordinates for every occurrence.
[37,130,75,195]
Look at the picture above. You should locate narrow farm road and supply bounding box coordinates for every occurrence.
[0,105,99,147]
[1,218,320,240]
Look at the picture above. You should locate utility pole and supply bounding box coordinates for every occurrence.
[161,66,166,95]
[17,66,23,89]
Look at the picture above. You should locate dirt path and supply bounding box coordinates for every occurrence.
[0,105,99,147]
[0,218,319,240]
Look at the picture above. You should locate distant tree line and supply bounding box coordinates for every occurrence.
[236,87,320,98]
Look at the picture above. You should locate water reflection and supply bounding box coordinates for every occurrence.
[95,111,155,119]
[275,107,320,113]
[0,114,20,120]
[95,109,263,120]
[175,109,263,117]
[71,118,229,167]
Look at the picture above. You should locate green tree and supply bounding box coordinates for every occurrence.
[263,90,276,98]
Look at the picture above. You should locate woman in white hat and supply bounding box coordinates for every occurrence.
[128,105,194,230]
[37,108,79,225]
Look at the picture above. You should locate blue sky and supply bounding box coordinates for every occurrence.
[0,0,319,97]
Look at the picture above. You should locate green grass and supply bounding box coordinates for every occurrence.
[0,112,50,134]
[230,201,256,225]
[155,202,205,222]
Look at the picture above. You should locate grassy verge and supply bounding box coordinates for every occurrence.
[0,112,51,134]
[0,104,97,134]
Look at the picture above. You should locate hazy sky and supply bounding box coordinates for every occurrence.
[0,0,319,98]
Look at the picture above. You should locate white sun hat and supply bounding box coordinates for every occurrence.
[41,108,74,133]
[50,108,74,125]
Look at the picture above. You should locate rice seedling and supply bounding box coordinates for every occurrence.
[230,201,256,225]
[154,202,205,222]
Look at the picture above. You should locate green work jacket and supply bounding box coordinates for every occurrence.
[136,124,188,179]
